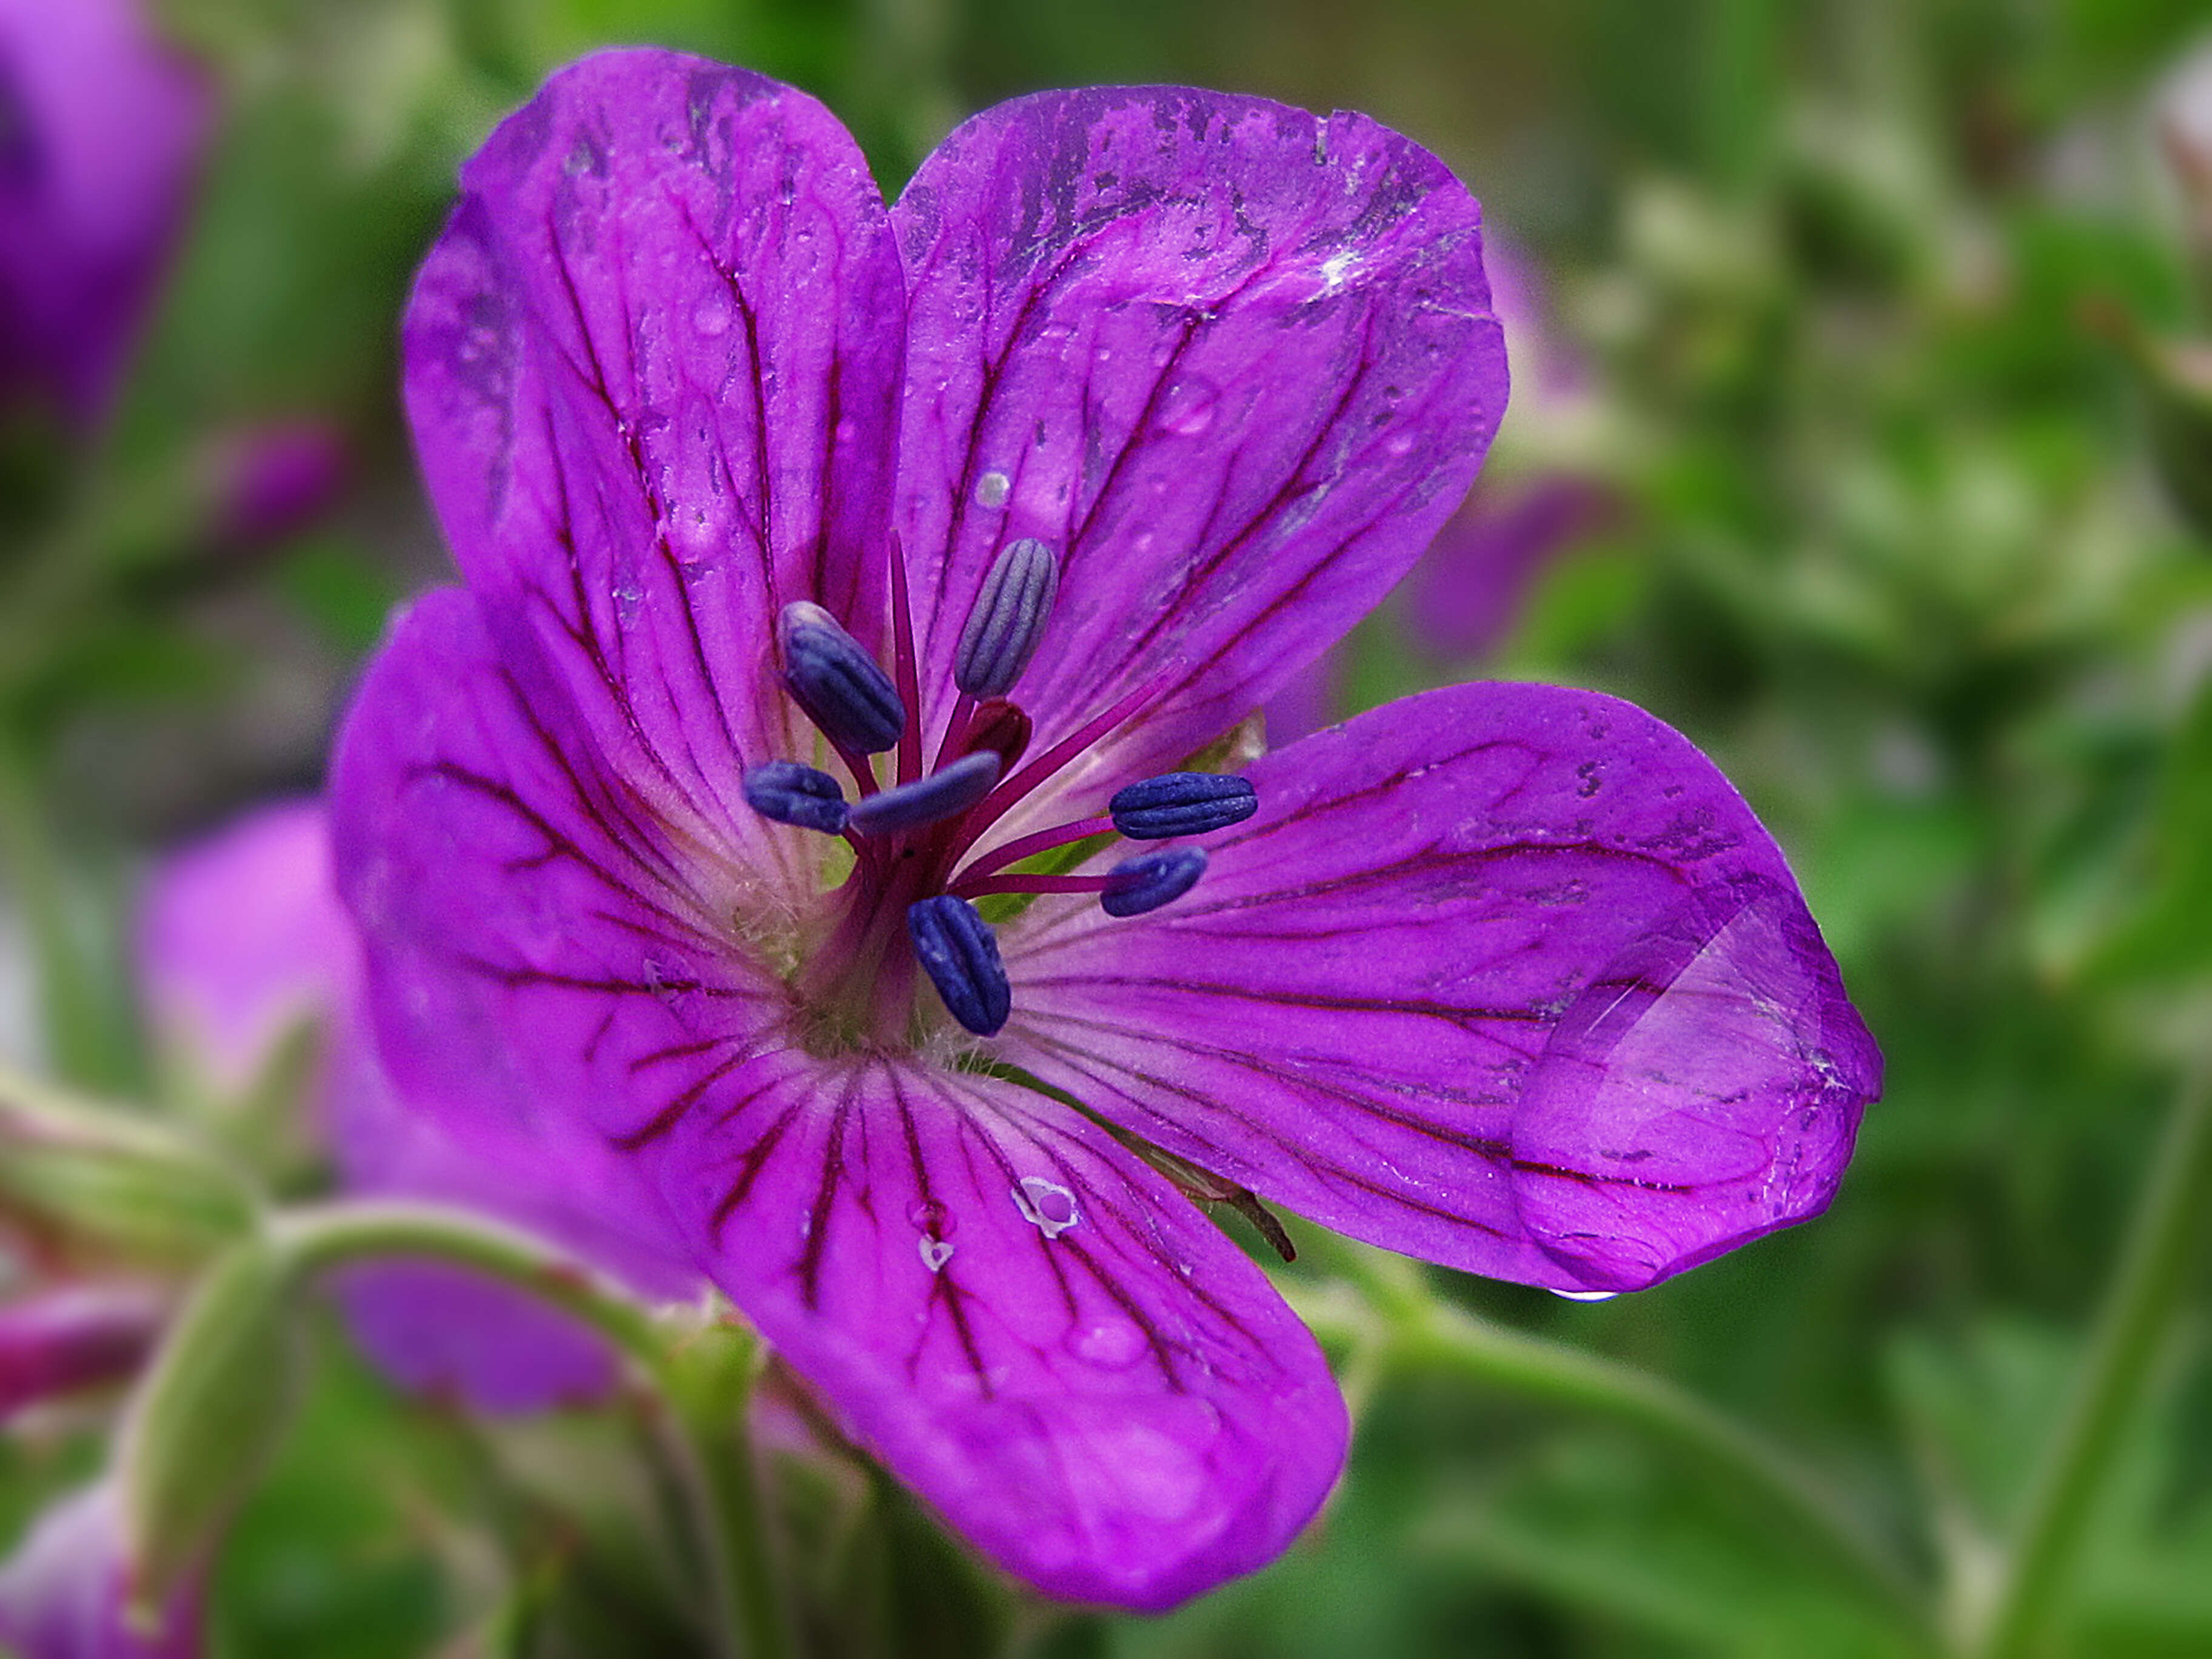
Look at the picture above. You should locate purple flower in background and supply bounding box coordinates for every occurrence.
[138,800,699,1412]
[0,0,208,427]
[207,422,347,548]
[334,50,1878,1609]
[1264,240,1606,742]
[0,1483,198,1659]
[1401,239,1608,658]
[0,1285,163,1421]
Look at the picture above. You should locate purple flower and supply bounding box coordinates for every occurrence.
[207,422,347,548]
[138,800,698,1413]
[1264,240,1606,743]
[0,1483,198,1659]
[0,1285,163,1421]
[333,50,1879,1609]
[0,0,209,427]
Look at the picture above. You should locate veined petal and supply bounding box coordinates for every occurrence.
[403,48,905,878]
[330,589,765,1276]
[645,1051,1345,1610]
[999,683,1880,1294]
[140,798,697,1410]
[893,87,1506,796]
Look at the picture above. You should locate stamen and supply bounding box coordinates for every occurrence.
[962,699,1033,771]
[947,673,1173,859]
[847,751,1002,837]
[949,814,1113,893]
[1100,846,1207,917]
[740,761,850,834]
[954,538,1059,698]
[1108,772,1258,840]
[778,601,905,755]
[907,895,1011,1036]
[888,538,924,785]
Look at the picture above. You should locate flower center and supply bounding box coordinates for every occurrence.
[743,539,1256,1051]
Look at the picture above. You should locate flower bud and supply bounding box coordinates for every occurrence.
[118,1239,304,1614]
[0,1285,164,1418]
[0,1071,254,1266]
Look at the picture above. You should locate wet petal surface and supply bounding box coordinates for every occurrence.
[1000,683,1879,1292]
[404,49,906,887]
[893,87,1507,808]
[649,1052,1347,1610]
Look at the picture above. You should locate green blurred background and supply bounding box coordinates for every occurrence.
[10,0,2212,1654]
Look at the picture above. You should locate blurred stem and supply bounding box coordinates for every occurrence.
[655,1315,796,1659]
[0,731,120,1088]
[1294,1250,1930,1641]
[1973,1059,2212,1659]
[274,1200,794,1659]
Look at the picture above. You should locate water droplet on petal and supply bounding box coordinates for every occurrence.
[692,290,732,337]
[1512,880,1872,1290]
[1551,1288,1619,1302]
[918,1236,955,1273]
[1012,1176,1078,1239]
[974,470,1011,509]
[1155,374,1219,437]
[906,1199,953,1236]
[1071,1319,1145,1367]
[1382,429,1415,457]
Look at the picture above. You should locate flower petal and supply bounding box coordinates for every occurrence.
[892,88,1506,789]
[138,797,355,1101]
[403,47,905,876]
[0,0,210,426]
[645,1051,1346,1610]
[140,798,695,1409]
[999,683,1880,1293]
[0,1483,199,1658]
[330,588,760,1275]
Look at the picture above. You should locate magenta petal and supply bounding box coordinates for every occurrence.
[643,1053,1344,1610]
[0,1484,199,1659]
[331,587,776,1222]
[403,48,905,870]
[0,1286,162,1418]
[0,0,209,426]
[1000,683,1879,1293]
[142,799,696,1410]
[1404,477,1605,661]
[138,798,354,1101]
[333,1261,620,1412]
[893,87,1507,786]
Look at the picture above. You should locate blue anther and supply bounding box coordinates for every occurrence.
[740,760,849,834]
[846,752,1002,837]
[954,538,1059,697]
[1101,846,1208,917]
[1108,772,1258,840]
[908,895,1012,1036]
[777,601,905,754]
